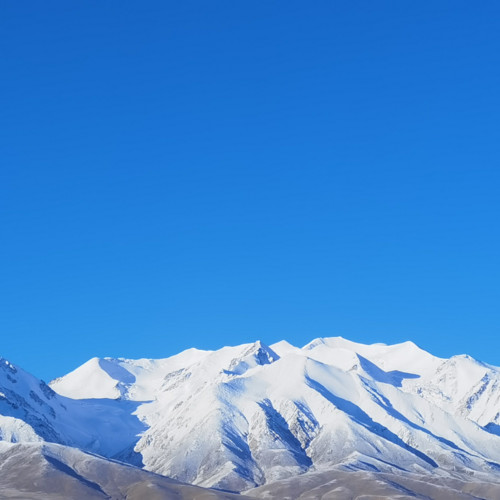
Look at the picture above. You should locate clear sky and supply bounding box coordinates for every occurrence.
[1,1,499,382]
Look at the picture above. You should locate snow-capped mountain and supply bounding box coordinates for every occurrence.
[0,355,147,464]
[48,338,500,492]
[3,337,500,497]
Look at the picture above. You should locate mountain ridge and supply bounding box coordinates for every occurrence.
[2,337,500,496]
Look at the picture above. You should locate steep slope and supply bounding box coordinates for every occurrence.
[0,356,146,465]
[0,357,62,444]
[48,338,500,492]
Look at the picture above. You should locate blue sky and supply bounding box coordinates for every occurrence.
[1,1,499,381]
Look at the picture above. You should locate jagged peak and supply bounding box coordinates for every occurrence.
[245,340,279,361]
[4,335,500,495]
[223,341,280,376]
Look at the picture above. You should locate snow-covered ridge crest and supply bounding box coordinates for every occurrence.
[3,337,500,493]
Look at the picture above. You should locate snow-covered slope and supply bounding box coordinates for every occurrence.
[0,356,147,464]
[46,338,500,493]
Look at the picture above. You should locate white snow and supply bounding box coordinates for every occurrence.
[2,338,500,492]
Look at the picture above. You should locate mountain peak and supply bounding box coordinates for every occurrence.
[9,336,497,494]
[222,341,279,376]
[49,357,126,400]
[269,340,297,356]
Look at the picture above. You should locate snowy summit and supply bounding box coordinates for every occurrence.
[1,337,500,498]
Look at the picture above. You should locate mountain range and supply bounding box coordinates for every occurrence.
[2,337,500,499]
